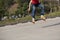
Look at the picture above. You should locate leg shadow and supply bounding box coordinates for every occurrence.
[42,23,60,28]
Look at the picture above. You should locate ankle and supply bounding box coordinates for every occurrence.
[32,18,35,22]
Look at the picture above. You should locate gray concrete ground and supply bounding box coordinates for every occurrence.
[0,17,60,40]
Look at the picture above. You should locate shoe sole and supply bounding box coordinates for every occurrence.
[32,22,35,24]
[41,18,46,21]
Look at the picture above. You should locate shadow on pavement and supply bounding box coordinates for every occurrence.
[42,23,60,28]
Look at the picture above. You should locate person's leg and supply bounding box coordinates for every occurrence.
[38,3,44,15]
[31,4,36,23]
[38,3,46,21]
[31,4,36,18]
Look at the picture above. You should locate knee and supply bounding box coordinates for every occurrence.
[41,5,44,9]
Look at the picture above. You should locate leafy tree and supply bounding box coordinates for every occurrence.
[0,0,15,20]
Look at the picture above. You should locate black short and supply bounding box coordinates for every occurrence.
[32,3,41,7]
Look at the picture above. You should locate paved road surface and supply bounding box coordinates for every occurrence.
[0,17,60,40]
